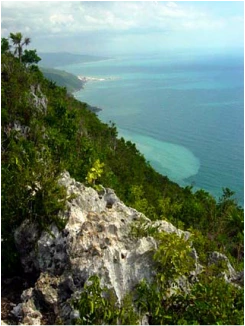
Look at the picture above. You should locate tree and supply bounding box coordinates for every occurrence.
[22,49,41,66]
[9,32,30,62]
[1,37,10,54]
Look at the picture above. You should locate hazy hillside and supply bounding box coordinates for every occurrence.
[40,66,84,93]
[39,66,101,113]
[39,52,110,68]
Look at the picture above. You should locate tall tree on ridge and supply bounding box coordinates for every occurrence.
[9,32,30,62]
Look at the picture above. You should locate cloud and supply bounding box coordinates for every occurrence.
[0,1,234,33]
[1,1,243,54]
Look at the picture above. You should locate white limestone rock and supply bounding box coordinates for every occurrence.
[13,171,241,324]
[30,84,48,115]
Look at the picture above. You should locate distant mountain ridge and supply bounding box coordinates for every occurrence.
[40,66,85,93]
[39,52,110,68]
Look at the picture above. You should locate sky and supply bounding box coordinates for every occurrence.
[1,1,244,56]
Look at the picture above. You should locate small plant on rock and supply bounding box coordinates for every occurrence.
[72,275,140,325]
[85,159,105,191]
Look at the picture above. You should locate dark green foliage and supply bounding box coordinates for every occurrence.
[179,276,244,325]
[1,35,69,273]
[1,37,10,54]
[135,275,244,325]
[22,49,41,66]
[1,126,67,272]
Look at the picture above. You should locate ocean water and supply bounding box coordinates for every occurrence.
[57,52,244,205]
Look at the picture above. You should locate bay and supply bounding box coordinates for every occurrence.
[57,52,244,205]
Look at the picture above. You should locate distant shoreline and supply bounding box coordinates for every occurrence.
[73,76,102,113]
[76,75,118,113]
[78,76,106,84]
[78,75,115,83]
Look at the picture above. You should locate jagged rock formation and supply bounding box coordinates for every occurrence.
[7,171,243,325]
[30,84,48,114]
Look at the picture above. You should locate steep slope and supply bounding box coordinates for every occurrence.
[1,35,244,325]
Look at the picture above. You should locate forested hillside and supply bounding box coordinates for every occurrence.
[1,33,244,325]
[40,67,85,93]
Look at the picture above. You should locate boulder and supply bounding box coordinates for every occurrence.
[16,173,160,290]
[13,171,241,324]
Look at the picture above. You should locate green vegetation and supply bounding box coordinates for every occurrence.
[72,275,139,325]
[1,32,243,324]
[134,231,243,325]
[85,159,105,191]
[72,232,243,325]
[9,32,30,62]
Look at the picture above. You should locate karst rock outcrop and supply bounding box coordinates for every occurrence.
[8,171,242,325]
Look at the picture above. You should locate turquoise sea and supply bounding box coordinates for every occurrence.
[57,52,244,205]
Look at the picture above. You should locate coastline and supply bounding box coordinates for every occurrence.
[73,76,102,113]
[74,69,243,206]
[78,75,117,83]
[78,76,106,83]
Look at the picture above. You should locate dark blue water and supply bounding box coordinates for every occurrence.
[58,52,244,205]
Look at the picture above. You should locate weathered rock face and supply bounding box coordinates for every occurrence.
[208,251,244,286]
[30,84,48,115]
[13,171,188,324]
[12,171,243,325]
